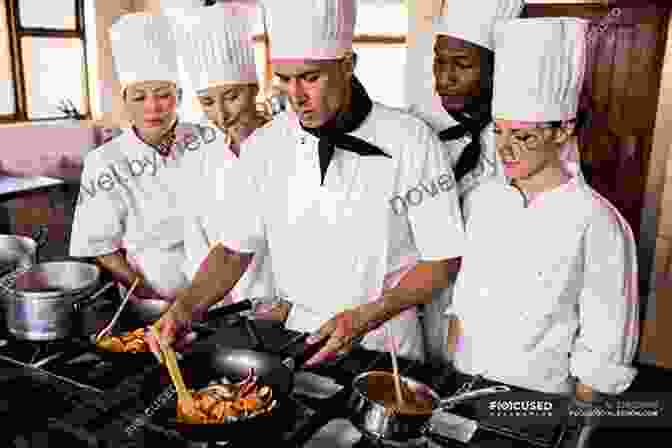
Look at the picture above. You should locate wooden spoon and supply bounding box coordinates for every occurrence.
[385,325,405,411]
[149,325,201,422]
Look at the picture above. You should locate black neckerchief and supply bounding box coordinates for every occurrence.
[132,119,178,157]
[300,76,391,186]
[438,105,491,184]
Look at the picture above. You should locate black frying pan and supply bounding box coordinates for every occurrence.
[152,333,327,442]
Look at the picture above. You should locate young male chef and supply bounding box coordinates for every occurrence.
[413,0,524,367]
[70,13,205,307]
[147,0,465,365]
[171,3,277,310]
[447,17,639,401]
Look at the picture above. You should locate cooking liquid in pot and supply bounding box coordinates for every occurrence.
[364,372,433,416]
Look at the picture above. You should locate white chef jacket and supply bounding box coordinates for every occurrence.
[448,176,639,394]
[407,102,505,366]
[182,125,276,303]
[217,104,466,361]
[69,124,201,298]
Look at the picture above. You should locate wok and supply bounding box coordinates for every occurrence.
[152,332,327,442]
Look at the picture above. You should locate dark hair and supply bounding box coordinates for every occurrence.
[548,108,590,130]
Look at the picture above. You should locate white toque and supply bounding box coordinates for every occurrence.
[492,17,589,122]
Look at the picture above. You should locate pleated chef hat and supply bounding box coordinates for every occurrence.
[262,0,356,60]
[433,0,524,51]
[109,13,179,92]
[492,18,589,122]
[172,4,258,91]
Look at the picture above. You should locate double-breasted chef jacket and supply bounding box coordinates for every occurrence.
[182,126,276,301]
[69,124,206,298]
[216,104,466,361]
[448,174,639,395]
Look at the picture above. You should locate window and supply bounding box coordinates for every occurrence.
[0,0,89,122]
[252,0,408,109]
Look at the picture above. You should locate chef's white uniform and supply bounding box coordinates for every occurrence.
[449,177,639,394]
[172,4,276,302]
[182,126,276,301]
[70,124,204,297]
[217,105,465,361]
[446,17,640,395]
[410,0,524,365]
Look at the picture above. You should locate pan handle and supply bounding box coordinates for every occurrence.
[204,299,254,320]
[31,225,48,262]
[72,281,116,312]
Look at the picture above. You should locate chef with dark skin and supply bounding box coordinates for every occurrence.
[409,0,524,367]
[147,0,465,366]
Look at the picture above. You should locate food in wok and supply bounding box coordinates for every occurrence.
[96,328,149,353]
[177,368,277,424]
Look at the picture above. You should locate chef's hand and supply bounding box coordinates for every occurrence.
[302,303,377,367]
[145,301,198,364]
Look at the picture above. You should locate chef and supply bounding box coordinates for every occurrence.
[171,3,277,309]
[148,0,465,365]
[447,17,639,401]
[412,0,524,367]
[70,13,205,311]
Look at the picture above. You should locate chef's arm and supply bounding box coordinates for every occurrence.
[569,216,639,401]
[95,251,160,299]
[361,257,461,326]
[172,243,253,318]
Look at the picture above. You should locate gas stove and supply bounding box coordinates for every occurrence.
[0,288,572,448]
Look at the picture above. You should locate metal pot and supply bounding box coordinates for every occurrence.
[0,226,48,277]
[348,371,510,443]
[1,261,102,340]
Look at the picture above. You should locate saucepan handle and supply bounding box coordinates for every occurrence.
[437,385,511,412]
[31,225,48,262]
[72,281,116,312]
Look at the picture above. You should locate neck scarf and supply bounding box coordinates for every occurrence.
[300,76,391,186]
[437,103,491,183]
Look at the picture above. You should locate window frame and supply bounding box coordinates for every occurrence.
[0,0,90,123]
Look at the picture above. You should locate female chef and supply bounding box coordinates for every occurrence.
[414,0,524,367]
[147,0,465,365]
[171,3,278,314]
[69,13,204,310]
[447,17,639,402]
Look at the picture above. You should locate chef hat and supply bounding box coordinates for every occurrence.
[492,18,589,122]
[109,13,180,92]
[262,0,356,60]
[172,4,258,91]
[433,0,524,51]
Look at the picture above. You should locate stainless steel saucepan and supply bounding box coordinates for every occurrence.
[0,225,47,277]
[348,371,510,443]
[0,261,105,340]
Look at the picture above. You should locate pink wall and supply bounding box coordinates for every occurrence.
[0,122,102,180]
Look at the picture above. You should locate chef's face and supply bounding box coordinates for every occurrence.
[196,83,259,132]
[494,120,574,180]
[273,58,353,128]
[123,81,181,142]
[433,36,487,112]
